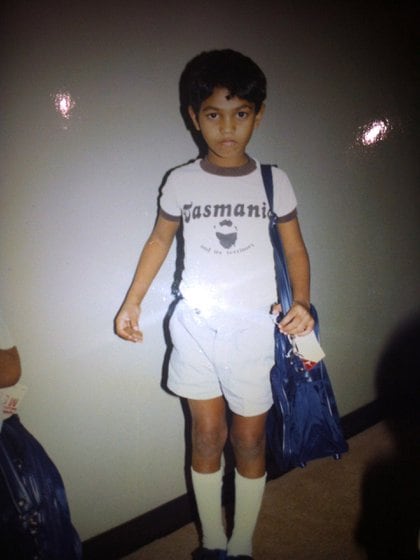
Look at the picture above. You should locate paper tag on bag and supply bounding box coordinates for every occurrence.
[0,383,28,419]
[291,331,325,371]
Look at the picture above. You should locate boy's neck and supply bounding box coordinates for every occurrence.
[201,155,256,177]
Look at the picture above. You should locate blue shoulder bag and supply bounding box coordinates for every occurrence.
[0,415,82,559]
[261,164,348,470]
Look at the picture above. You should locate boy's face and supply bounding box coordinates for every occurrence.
[188,87,264,167]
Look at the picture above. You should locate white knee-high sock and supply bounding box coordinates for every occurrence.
[191,467,227,550]
[227,469,266,557]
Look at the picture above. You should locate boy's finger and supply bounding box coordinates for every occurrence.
[125,325,143,342]
[279,310,295,328]
[279,315,314,335]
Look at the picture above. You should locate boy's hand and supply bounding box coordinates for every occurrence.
[115,303,143,342]
[278,301,314,336]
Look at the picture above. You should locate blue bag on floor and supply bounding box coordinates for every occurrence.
[261,164,348,471]
[0,415,82,560]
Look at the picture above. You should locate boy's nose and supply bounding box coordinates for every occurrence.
[220,117,234,133]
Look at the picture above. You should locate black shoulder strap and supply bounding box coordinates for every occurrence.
[260,163,293,312]
[261,163,274,212]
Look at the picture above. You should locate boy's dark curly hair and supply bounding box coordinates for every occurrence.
[180,49,267,117]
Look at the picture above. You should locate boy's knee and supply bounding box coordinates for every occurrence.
[230,430,266,458]
[193,423,228,457]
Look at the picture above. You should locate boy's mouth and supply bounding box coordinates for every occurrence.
[220,139,237,147]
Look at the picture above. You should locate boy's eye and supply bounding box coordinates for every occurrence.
[205,112,218,120]
[237,111,250,119]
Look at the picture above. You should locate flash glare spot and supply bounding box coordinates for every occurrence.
[358,118,391,146]
[52,90,76,119]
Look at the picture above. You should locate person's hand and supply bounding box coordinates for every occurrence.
[0,347,21,387]
[115,303,143,342]
[278,301,314,336]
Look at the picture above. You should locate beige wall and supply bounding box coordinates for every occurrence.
[1,1,418,540]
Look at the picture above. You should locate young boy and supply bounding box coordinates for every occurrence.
[115,49,314,560]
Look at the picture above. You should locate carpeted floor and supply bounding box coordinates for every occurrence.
[121,423,395,560]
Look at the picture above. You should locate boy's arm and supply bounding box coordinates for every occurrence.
[276,217,315,336]
[115,214,180,342]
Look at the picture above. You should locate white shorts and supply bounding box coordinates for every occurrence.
[167,299,274,417]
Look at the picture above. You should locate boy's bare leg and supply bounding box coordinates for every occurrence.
[188,397,228,551]
[188,397,228,472]
[230,411,268,477]
[228,411,268,557]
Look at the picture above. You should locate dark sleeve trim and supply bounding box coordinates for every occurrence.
[276,208,297,223]
[159,208,181,222]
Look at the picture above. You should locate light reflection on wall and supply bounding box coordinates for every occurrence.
[51,89,76,129]
[356,118,391,147]
[346,116,400,161]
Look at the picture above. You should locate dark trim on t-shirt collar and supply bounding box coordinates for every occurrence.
[200,156,257,177]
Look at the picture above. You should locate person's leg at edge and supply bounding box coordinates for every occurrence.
[227,411,268,558]
[189,397,228,551]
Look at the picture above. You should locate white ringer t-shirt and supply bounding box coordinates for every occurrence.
[159,157,297,314]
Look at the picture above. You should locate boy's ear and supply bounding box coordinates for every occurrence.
[188,106,201,131]
[254,103,265,128]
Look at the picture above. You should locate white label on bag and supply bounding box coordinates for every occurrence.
[0,383,28,420]
[291,331,325,370]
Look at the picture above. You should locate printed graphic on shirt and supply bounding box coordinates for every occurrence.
[182,199,268,253]
[215,220,237,249]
